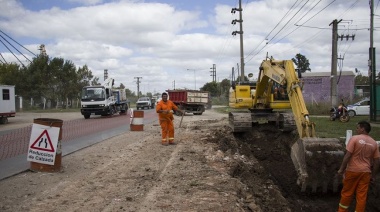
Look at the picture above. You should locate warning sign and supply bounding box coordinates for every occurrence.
[27,124,60,165]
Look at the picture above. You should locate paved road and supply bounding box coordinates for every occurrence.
[0,109,157,180]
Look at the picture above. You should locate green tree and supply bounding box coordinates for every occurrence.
[125,88,135,97]
[77,65,94,88]
[355,73,370,85]
[292,53,311,73]
[49,58,78,108]
[220,79,231,98]
[0,63,27,96]
[26,55,51,102]
[200,81,218,97]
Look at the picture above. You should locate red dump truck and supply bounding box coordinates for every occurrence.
[166,89,210,115]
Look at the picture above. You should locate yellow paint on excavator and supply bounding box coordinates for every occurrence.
[228,57,345,192]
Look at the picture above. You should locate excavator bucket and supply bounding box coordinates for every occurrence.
[290,137,345,193]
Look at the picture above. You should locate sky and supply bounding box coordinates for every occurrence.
[0,0,379,95]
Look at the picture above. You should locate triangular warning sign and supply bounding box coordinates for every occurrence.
[30,129,55,152]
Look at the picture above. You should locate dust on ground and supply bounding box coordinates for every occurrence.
[0,109,379,212]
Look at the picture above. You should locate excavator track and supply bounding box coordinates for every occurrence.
[229,111,296,133]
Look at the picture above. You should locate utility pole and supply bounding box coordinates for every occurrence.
[369,0,377,121]
[104,69,108,81]
[231,67,235,82]
[329,20,355,106]
[134,77,142,99]
[210,64,216,82]
[329,19,342,107]
[172,80,175,90]
[231,0,244,81]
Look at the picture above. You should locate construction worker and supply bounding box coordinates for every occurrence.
[156,92,183,145]
[337,121,380,212]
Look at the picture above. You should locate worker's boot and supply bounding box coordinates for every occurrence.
[162,139,168,146]
[168,138,175,145]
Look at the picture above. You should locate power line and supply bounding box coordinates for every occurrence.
[266,0,310,45]
[245,0,300,60]
[0,29,37,66]
[0,29,37,57]
[0,38,26,66]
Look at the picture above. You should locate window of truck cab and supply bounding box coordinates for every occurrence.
[81,87,106,100]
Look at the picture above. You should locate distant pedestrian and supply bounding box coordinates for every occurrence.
[156,92,182,145]
[337,121,380,212]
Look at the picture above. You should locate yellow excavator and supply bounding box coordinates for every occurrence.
[229,57,345,193]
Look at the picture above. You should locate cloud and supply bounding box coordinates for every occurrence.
[0,0,378,94]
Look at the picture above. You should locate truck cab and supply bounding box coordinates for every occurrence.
[80,85,115,119]
[80,78,129,119]
[136,97,153,110]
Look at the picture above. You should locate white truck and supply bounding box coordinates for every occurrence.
[0,85,16,124]
[136,97,153,110]
[80,78,130,119]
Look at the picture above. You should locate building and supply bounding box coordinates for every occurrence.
[301,71,355,104]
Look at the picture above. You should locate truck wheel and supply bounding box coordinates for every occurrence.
[84,114,90,119]
[0,117,8,124]
[110,108,115,116]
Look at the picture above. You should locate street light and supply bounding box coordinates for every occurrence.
[186,69,197,90]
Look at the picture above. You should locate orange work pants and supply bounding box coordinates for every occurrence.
[159,119,174,144]
[338,171,371,212]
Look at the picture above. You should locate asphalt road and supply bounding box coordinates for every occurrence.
[0,108,158,180]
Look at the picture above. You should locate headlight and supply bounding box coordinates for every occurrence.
[82,105,87,108]
[100,104,105,107]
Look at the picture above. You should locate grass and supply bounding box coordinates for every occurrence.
[312,116,380,140]
[214,106,380,141]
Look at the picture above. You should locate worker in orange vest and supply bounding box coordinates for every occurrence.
[156,92,183,145]
[337,121,380,212]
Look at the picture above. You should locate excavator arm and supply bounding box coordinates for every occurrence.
[229,57,344,193]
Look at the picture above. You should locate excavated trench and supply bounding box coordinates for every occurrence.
[207,124,380,212]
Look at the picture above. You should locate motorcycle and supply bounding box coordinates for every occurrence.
[330,103,350,122]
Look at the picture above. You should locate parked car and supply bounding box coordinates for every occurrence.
[347,97,370,117]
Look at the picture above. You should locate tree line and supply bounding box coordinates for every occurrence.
[1,53,373,109]
[0,55,126,109]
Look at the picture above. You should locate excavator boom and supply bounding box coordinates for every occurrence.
[229,57,344,192]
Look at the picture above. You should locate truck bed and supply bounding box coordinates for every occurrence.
[167,90,209,104]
